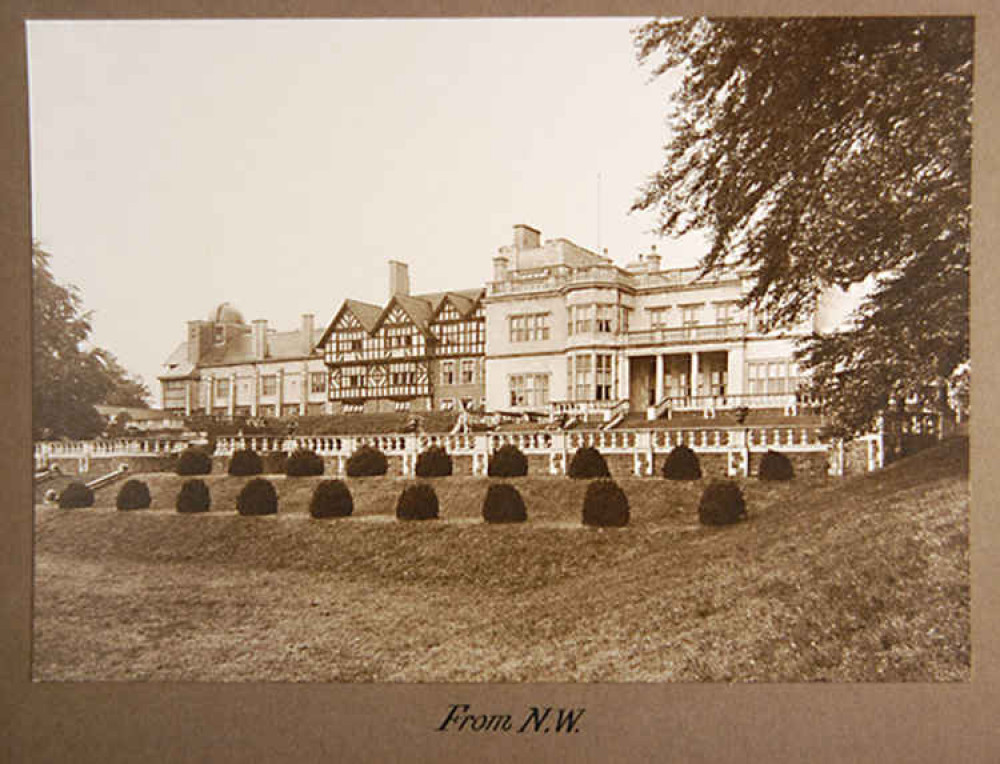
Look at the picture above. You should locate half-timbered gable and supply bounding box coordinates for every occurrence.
[430,291,485,358]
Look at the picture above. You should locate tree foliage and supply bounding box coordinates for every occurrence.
[633,18,971,433]
[33,244,150,439]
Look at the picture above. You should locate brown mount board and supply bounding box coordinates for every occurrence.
[2,3,998,763]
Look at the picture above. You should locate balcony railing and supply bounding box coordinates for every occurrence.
[627,322,746,347]
[648,391,821,419]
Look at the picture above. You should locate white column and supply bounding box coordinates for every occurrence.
[655,354,664,403]
[691,351,700,399]
[277,368,285,417]
[229,373,237,417]
[300,362,309,416]
[619,352,630,403]
[591,351,597,402]
[184,382,192,416]
[206,374,214,414]
[251,368,259,417]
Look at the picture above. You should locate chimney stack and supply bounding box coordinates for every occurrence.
[301,313,315,354]
[252,319,268,360]
[186,321,205,364]
[388,260,410,298]
[646,243,661,271]
[513,224,541,250]
[492,255,509,281]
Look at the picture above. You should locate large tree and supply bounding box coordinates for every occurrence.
[633,17,971,434]
[33,244,150,440]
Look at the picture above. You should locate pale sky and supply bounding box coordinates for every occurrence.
[27,18,707,404]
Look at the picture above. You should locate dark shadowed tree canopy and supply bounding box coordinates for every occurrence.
[633,17,971,434]
[33,244,151,439]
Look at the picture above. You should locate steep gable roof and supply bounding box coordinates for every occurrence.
[373,293,435,337]
[317,299,384,347]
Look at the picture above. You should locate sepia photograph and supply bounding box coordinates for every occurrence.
[27,14,971,690]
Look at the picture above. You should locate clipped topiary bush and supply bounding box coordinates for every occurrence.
[415,445,452,478]
[286,448,324,477]
[309,479,354,518]
[176,447,212,476]
[662,444,702,480]
[176,479,211,513]
[58,481,94,509]
[115,479,151,510]
[582,479,630,527]
[487,444,528,477]
[346,445,389,477]
[395,483,439,521]
[262,450,289,474]
[482,483,527,524]
[228,448,263,476]
[237,477,278,516]
[758,449,794,481]
[698,480,747,526]
[567,446,611,479]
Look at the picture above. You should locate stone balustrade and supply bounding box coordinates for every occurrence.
[36,424,843,478]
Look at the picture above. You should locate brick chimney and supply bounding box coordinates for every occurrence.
[645,244,661,271]
[186,321,212,364]
[513,224,541,250]
[252,319,268,360]
[389,260,410,298]
[301,313,315,354]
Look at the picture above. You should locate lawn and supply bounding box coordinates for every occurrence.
[32,437,969,682]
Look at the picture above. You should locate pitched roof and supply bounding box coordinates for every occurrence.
[159,342,197,379]
[162,326,323,376]
[344,299,383,332]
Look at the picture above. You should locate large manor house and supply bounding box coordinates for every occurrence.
[159,224,846,425]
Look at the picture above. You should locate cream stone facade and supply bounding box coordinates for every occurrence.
[485,224,829,422]
[159,303,330,417]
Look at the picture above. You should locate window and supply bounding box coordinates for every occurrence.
[310,372,327,394]
[747,361,801,395]
[261,375,277,396]
[595,354,613,401]
[715,302,737,325]
[343,403,363,414]
[573,355,592,401]
[681,305,701,326]
[619,306,631,333]
[648,306,670,328]
[440,398,455,411]
[441,360,455,386]
[596,304,614,333]
[215,379,230,399]
[394,400,411,412]
[508,374,550,407]
[461,359,476,385]
[509,313,550,342]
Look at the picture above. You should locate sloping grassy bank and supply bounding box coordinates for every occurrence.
[33,438,968,682]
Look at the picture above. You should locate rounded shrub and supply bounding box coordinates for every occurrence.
[228,448,263,476]
[395,483,439,521]
[415,445,452,478]
[115,479,151,511]
[309,479,354,518]
[176,479,211,513]
[237,478,278,516]
[758,449,794,481]
[58,481,94,509]
[482,483,527,524]
[286,448,324,477]
[567,446,611,479]
[581,479,630,527]
[176,447,212,476]
[346,445,389,477]
[698,480,747,526]
[662,444,702,480]
[487,444,528,477]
